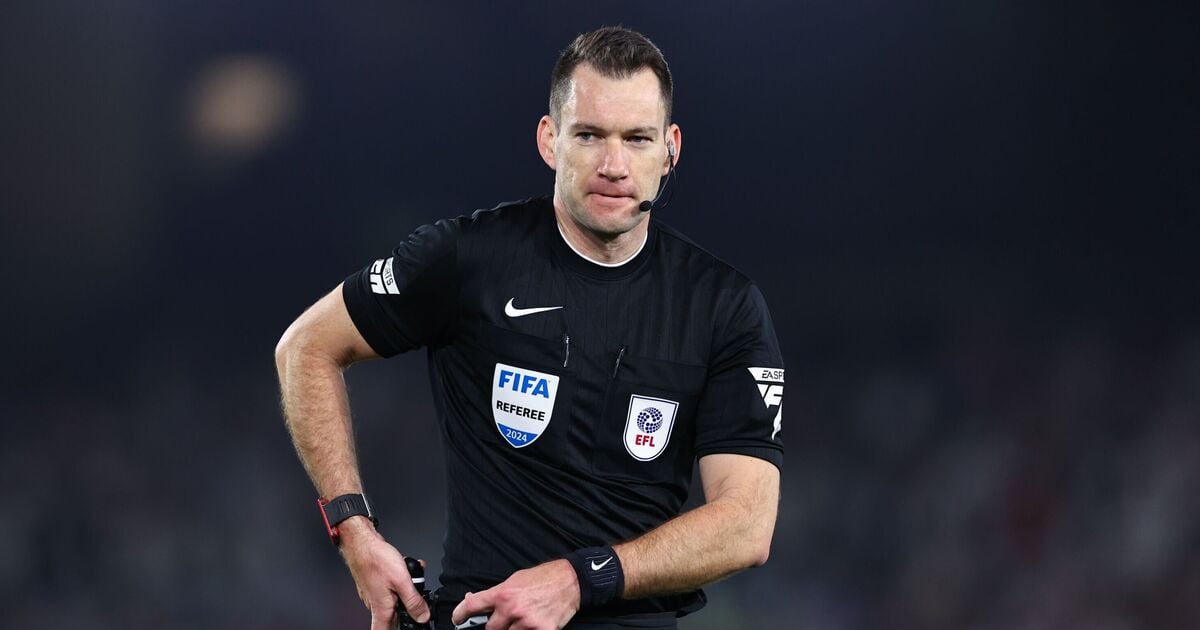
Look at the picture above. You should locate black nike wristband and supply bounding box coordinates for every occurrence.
[565,546,624,609]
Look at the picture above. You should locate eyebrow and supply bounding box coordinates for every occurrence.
[568,123,661,136]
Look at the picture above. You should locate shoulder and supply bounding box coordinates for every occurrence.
[651,220,777,349]
[652,219,757,293]
[380,196,549,272]
[441,196,552,272]
[456,196,550,236]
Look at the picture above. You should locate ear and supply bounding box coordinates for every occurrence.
[665,123,682,175]
[536,115,557,170]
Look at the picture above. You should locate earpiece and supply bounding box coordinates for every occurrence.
[640,142,679,213]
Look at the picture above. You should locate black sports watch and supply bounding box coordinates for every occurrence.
[317,493,378,545]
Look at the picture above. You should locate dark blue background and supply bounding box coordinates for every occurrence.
[2,1,1197,628]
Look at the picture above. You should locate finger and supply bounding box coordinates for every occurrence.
[482,610,506,630]
[450,592,470,625]
[418,558,427,569]
[452,590,492,625]
[386,555,431,622]
[394,580,431,624]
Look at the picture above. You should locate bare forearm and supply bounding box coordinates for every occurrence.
[276,343,363,498]
[615,455,779,599]
[273,288,433,627]
[614,499,771,597]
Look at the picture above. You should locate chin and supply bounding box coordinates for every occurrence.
[570,214,630,239]
[560,194,643,237]
[594,215,646,239]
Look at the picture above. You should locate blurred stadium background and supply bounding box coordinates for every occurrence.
[1,1,1197,628]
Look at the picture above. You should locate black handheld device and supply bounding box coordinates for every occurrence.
[396,556,434,630]
[396,555,490,629]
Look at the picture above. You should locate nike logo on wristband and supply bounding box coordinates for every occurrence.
[591,557,614,571]
[505,298,563,318]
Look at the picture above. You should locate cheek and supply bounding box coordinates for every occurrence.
[560,153,591,186]
[556,161,584,199]
[636,156,665,183]
[558,159,578,185]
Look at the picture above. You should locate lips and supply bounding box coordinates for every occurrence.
[586,192,636,210]
[587,189,636,200]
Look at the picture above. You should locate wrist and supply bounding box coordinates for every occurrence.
[335,514,378,540]
[564,546,624,610]
[317,493,379,546]
[551,558,582,611]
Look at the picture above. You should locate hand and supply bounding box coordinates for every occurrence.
[451,559,579,630]
[337,516,431,629]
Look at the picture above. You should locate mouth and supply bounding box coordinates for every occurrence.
[587,191,635,201]
[586,192,636,211]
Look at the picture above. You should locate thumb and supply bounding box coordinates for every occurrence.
[395,577,430,624]
[396,585,429,624]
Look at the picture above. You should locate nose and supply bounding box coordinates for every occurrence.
[597,138,629,180]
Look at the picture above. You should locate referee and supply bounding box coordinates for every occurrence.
[276,27,784,630]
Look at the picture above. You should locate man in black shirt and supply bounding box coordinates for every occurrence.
[276,27,784,630]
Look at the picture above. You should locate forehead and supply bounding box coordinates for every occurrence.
[561,64,666,131]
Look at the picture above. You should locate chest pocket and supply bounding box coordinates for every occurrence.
[591,353,707,488]
[468,320,582,467]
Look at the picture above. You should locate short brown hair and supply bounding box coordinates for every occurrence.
[549,26,674,129]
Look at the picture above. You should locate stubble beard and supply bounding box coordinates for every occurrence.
[565,196,645,242]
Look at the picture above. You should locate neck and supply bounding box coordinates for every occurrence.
[553,206,649,267]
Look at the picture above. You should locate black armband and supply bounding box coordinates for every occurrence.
[564,546,624,609]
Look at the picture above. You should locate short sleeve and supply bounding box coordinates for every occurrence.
[693,283,785,470]
[342,218,460,357]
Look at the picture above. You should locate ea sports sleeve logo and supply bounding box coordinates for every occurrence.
[624,395,678,461]
[368,257,399,295]
[748,367,784,441]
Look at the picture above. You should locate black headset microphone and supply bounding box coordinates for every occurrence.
[639,143,677,212]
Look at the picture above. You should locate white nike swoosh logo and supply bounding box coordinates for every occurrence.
[591,557,613,571]
[505,298,563,318]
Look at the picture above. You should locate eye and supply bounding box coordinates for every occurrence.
[627,136,652,145]
[575,132,596,142]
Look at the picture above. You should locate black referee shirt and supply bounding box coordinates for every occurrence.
[343,196,785,620]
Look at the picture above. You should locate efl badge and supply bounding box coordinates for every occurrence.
[623,395,678,461]
[492,362,559,448]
